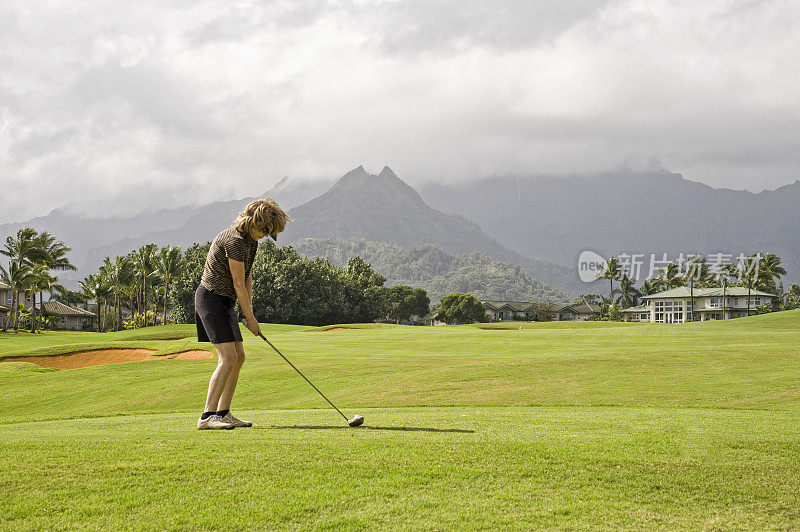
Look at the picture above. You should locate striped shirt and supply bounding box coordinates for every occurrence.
[200,227,258,299]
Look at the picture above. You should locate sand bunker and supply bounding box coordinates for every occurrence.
[2,348,213,370]
[324,327,355,332]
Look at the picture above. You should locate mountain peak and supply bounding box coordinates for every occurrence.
[378,166,398,179]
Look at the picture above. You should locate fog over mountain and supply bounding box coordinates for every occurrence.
[2,164,797,294]
[419,172,800,284]
[3,1,800,223]
[0,177,332,289]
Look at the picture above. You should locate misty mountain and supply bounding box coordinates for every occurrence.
[280,166,582,292]
[0,176,332,288]
[419,172,800,284]
[293,238,569,304]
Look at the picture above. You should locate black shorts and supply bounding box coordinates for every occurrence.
[195,284,243,344]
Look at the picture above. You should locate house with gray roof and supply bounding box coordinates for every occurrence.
[556,301,601,321]
[482,301,536,321]
[33,301,96,330]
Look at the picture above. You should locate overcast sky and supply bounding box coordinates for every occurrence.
[1,0,799,223]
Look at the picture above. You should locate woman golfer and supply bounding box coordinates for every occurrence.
[195,198,291,429]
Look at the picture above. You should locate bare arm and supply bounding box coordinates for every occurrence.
[229,258,260,336]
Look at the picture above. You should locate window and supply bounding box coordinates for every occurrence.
[730,297,738,306]
[710,297,720,308]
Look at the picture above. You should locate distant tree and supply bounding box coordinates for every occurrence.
[655,263,683,291]
[436,293,487,325]
[529,301,555,322]
[612,274,641,308]
[385,285,429,323]
[596,257,622,304]
[757,253,786,295]
[155,246,182,325]
[738,253,762,317]
[30,264,64,333]
[343,256,387,323]
[169,243,211,324]
[718,262,739,318]
[1,261,33,331]
[578,293,602,305]
[685,254,712,322]
[783,283,800,310]
[101,255,135,331]
[640,279,660,296]
[79,274,103,332]
[597,295,613,320]
[131,244,157,325]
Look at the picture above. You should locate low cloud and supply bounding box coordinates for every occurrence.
[1,0,798,222]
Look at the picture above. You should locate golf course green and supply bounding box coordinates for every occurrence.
[2,311,799,529]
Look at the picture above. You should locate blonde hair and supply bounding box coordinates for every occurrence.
[235,198,292,237]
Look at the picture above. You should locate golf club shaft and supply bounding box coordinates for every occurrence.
[257,332,350,422]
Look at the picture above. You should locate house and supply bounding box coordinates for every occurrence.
[619,304,651,322]
[555,302,601,321]
[482,301,535,321]
[626,286,777,323]
[0,281,32,311]
[33,301,96,330]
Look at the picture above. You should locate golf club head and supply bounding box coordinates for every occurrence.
[348,415,364,427]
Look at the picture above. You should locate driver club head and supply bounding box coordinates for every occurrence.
[348,415,364,427]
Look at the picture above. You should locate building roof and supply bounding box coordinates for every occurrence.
[620,304,650,313]
[641,286,776,300]
[558,302,601,314]
[482,301,534,312]
[35,301,96,318]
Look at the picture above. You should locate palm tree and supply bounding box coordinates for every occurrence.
[716,263,737,319]
[131,244,157,326]
[29,264,64,333]
[785,283,800,310]
[1,228,49,267]
[154,246,182,325]
[596,257,622,307]
[100,256,136,331]
[640,279,661,296]
[612,274,641,308]
[655,263,684,291]
[757,253,786,296]
[80,274,103,332]
[1,261,34,330]
[36,231,77,273]
[685,254,712,322]
[738,254,762,317]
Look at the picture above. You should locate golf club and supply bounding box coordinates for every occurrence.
[243,318,364,427]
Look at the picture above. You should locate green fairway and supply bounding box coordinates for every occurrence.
[2,311,800,529]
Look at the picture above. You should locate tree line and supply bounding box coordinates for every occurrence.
[169,243,430,326]
[1,229,433,331]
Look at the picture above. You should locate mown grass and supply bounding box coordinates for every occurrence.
[2,310,800,529]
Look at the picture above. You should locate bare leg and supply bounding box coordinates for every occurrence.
[217,341,246,412]
[204,342,239,413]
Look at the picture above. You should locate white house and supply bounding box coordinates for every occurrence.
[625,286,776,323]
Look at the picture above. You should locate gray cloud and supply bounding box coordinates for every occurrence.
[1,0,799,223]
